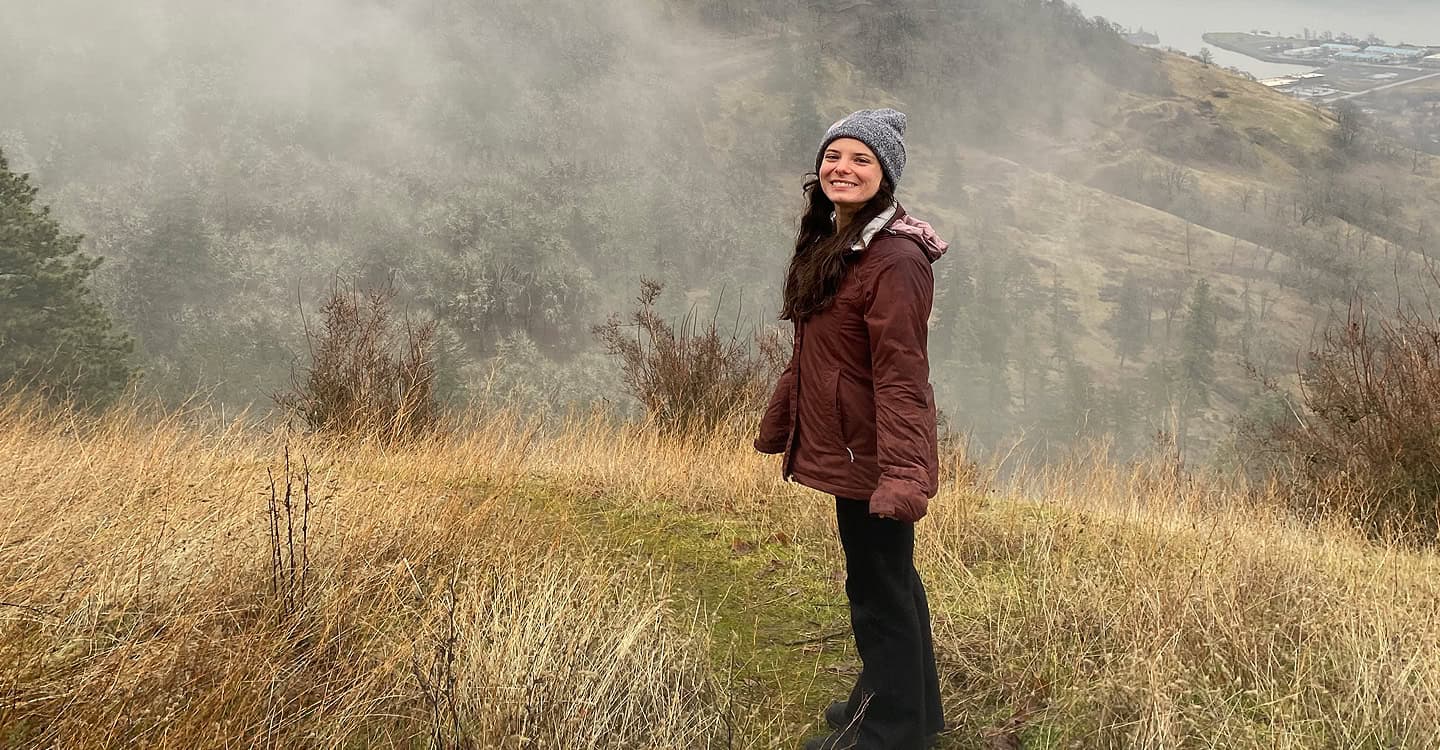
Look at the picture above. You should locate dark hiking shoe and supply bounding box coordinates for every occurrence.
[823,701,943,748]
[803,728,859,750]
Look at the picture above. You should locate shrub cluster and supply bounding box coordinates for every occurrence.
[1255,298,1440,543]
[276,277,438,440]
[593,278,785,434]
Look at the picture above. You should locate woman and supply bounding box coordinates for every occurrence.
[755,108,947,750]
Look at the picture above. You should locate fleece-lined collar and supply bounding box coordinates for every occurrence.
[852,204,898,251]
[831,204,898,252]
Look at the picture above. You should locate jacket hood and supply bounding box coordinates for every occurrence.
[886,209,948,262]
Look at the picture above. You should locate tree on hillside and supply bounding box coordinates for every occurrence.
[970,224,1022,404]
[0,148,133,403]
[115,186,220,363]
[769,38,825,166]
[859,7,921,81]
[1044,267,1081,364]
[1180,278,1218,402]
[1150,274,1189,347]
[1331,100,1368,154]
[1102,271,1148,369]
[1178,277,1219,443]
[1238,285,1259,366]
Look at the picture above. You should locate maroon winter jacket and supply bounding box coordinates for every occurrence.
[755,204,948,522]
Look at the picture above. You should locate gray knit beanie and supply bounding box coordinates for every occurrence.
[815,108,908,186]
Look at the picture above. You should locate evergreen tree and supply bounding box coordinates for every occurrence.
[1044,267,1080,364]
[1102,271,1148,369]
[1015,270,1092,450]
[929,249,971,366]
[970,226,1019,406]
[1238,286,1258,366]
[769,38,825,168]
[0,148,133,403]
[1058,358,1095,439]
[118,186,216,363]
[1175,278,1219,456]
[1103,373,1147,456]
[1180,278,1219,406]
[938,148,966,206]
[1006,261,1046,410]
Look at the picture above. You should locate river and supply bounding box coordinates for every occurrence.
[1071,0,1440,78]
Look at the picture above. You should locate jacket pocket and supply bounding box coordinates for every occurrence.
[755,364,796,454]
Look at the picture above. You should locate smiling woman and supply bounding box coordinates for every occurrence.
[756,108,950,750]
[820,138,884,216]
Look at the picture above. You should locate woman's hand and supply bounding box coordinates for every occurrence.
[869,481,926,523]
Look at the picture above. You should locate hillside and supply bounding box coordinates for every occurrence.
[919,52,1440,452]
[3,0,1439,461]
[3,398,1438,748]
[838,32,1438,449]
[683,24,1440,455]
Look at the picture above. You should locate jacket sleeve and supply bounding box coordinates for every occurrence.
[754,359,796,454]
[863,247,938,522]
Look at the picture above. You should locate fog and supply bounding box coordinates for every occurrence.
[0,0,776,407]
[4,0,1439,462]
[1074,0,1440,77]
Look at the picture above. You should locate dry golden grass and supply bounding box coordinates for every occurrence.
[923,450,1440,747]
[0,397,723,749]
[3,395,1439,748]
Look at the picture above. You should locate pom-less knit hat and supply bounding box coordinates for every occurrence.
[815,108,908,186]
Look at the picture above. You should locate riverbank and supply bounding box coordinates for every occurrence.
[1204,31,1439,67]
[1203,31,1330,66]
[1203,31,1440,103]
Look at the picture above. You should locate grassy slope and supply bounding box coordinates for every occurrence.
[4,398,1440,748]
[711,42,1432,440]
[928,52,1439,428]
[725,42,1440,432]
[9,39,1440,750]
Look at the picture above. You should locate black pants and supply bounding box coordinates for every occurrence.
[836,496,944,750]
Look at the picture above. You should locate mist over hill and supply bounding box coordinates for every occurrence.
[1296,0,1435,8]
[3,0,1438,461]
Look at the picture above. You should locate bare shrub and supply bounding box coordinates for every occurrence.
[1331,100,1369,154]
[592,278,785,434]
[276,275,438,440]
[267,445,312,623]
[1252,298,1440,543]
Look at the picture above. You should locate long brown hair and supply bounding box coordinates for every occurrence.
[780,174,896,321]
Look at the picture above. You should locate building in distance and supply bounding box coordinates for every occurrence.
[1336,51,1397,64]
[1364,45,1428,60]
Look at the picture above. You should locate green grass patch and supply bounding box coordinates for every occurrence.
[566,491,856,744]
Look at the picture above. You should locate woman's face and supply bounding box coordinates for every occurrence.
[819,138,882,208]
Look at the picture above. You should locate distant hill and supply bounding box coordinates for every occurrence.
[2,0,1436,461]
